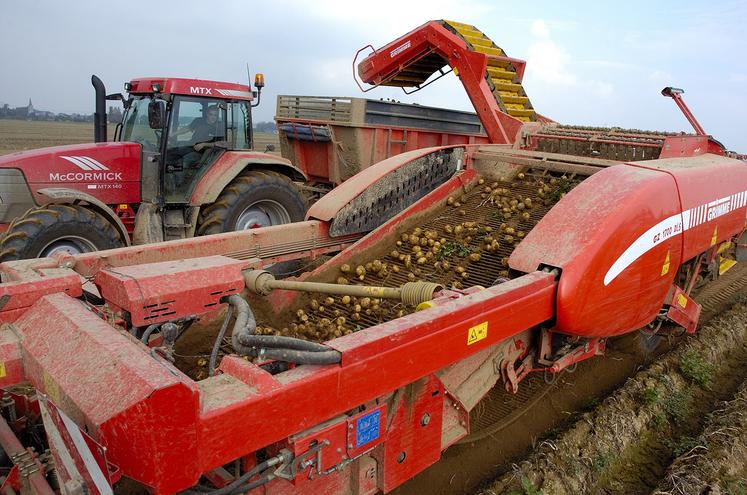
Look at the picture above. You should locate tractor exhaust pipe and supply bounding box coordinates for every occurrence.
[91,75,107,143]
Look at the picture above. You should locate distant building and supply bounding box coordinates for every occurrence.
[0,98,89,122]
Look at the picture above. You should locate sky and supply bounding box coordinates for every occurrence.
[1,0,746,151]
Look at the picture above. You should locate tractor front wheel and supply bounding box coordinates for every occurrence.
[0,204,125,262]
[196,171,307,275]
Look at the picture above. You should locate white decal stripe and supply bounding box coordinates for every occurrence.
[59,409,114,495]
[215,89,253,98]
[681,210,691,233]
[606,189,747,286]
[88,157,109,170]
[61,156,92,171]
[74,156,104,171]
[39,401,83,487]
[604,213,684,286]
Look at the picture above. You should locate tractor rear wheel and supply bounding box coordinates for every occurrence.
[196,171,307,275]
[0,204,125,262]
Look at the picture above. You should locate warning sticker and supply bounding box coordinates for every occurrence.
[0,362,5,378]
[661,250,671,276]
[677,293,688,308]
[711,227,718,246]
[467,322,488,345]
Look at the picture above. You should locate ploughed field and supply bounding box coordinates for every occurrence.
[0,119,279,155]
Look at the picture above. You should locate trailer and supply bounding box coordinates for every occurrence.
[0,19,743,495]
[275,95,489,190]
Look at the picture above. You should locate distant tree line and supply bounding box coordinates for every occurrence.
[254,121,276,133]
[1,100,277,131]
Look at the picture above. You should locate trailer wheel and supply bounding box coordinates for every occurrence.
[0,204,125,262]
[196,171,307,275]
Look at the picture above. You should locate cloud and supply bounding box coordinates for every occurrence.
[530,19,550,39]
[526,20,575,85]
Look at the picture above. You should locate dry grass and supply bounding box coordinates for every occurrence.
[0,119,279,156]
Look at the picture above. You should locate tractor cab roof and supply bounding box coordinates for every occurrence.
[128,77,254,102]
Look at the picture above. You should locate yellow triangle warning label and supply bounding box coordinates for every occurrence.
[661,250,671,276]
[467,322,488,345]
[711,227,718,246]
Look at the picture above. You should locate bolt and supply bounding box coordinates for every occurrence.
[348,424,353,430]
[348,443,353,449]
[420,413,431,426]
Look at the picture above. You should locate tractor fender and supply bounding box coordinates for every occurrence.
[35,188,131,246]
[190,153,308,206]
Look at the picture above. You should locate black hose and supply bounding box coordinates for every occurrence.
[227,294,257,356]
[226,294,341,364]
[208,305,233,377]
[240,334,332,352]
[258,348,341,365]
[140,324,161,344]
[183,456,277,495]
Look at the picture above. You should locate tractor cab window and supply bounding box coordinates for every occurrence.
[227,101,252,150]
[163,96,228,203]
[121,97,162,152]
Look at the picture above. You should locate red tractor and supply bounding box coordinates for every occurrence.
[0,75,307,264]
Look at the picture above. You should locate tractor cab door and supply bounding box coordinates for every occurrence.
[163,96,228,203]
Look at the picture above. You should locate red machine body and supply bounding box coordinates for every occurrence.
[0,142,142,206]
[0,19,744,495]
[0,142,744,494]
[511,154,747,336]
[128,77,254,101]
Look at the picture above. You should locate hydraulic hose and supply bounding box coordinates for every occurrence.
[183,452,284,495]
[140,324,161,344]
[227,294,257,356]
[208,305,234,377]
[258,348,341,365]
[227,294,341,365]
[240,334,332,352]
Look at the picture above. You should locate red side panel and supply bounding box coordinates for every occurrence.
[634,154,747,262]
[511,153,747,338]
[510,164,683,337]
[0,142,141,204]
[12,293,200,494]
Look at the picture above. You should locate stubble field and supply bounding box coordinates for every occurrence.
[0,119,279,156]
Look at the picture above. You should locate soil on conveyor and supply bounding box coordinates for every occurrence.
[392,264,747,495]
[474,293,747,495]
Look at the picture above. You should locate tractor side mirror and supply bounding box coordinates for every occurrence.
[148,100,166,129]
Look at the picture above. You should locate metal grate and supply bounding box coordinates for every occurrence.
[258,168,584,341]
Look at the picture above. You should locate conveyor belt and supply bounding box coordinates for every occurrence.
[442,20,537,122]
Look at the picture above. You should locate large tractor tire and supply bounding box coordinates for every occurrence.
[0,204,125,262]
[196,171,307,276]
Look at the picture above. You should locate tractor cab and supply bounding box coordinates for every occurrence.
[111,76,263,203]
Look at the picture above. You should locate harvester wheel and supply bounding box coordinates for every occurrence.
[0,204,124,261]
[196,171,307,275]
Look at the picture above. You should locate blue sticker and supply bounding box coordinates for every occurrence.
[355,410,381,448]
